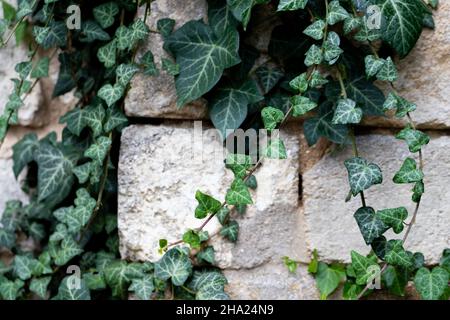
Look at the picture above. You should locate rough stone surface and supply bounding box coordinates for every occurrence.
[363,2,450,129]
[303,134,450,264]
[224,264,318,300]
[0,158,28,216]
[118,122,307,270]
[125,0,208,119]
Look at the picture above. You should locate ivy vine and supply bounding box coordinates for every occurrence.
[0,0,448,301]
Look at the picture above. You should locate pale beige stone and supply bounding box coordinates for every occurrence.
[303,134,450,264]
[124,0,208,119]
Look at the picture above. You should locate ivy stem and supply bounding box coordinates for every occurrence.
[1,17,25,47]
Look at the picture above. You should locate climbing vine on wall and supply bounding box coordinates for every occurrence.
[0,0,448,300]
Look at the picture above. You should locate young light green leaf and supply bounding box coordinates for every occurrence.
[393,158,423,184]
[226,178,253,205]
[291,95,317,116]
[316,262,346,300]
[332,98,362,124]
[265,138,287,159]
[261,107,284,131]
[345,157,383,196]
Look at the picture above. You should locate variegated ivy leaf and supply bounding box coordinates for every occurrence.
[29,222,46,241]
[414,267,449,300]
[97,40,117,68]
[33,21,67,49]
[0,279,24,300]
[303,20,326,40]
[79,21,110,43]
[197,246,215,264]
[157,18,175,38]
[255,64,284,94]
[195,190,222,219]
[326,31,340,46]
[376,207,408,234]
[13,255,37,280]
[188,270,229,300]
[343,17,361,34]
[289,73,308,93]
[385,240,413,268]
[116,63,140,87]
[17,0,36,19]
[332,98,362,124]
[291,95,317,116]
[396,125,430,153]
[412,181,424,203]
[376,57,398,82]
[323,42,343,64]
[73,162,91,184]
[261,107,284,131]
[220,220,239,242]
[345,157,383,196]
[29,276,51,299]
[103,261,144,298]
[382,92,399,111]
[140,51,158,76]
[393,158,423,184]
[354,16,381,42]
[51,237,83,266]
[265,138,287,159]
[216,206,230,225]
[83,272,107,290]
[105,105,128,132]
[227,0,265,30]
[31,57,49,79]
[327,0,349,25]
[84,136,112,164]
[98,83,124,107]
[364,55,385,78]
[129,275,154,300]
[309,70,328,88]
[15,61,32,79]
[226,178,253,205]
[350,251,379,286]
[12,132,39,178]
[130,19,149,43]
[66,189,96,233]
[33,26,50,45]
[375,0,427,58]
[225,153,252,179]
[164,20,240,106]
[161,58,180,76]
[36,143,75,202]
[304,44,323,67]
[84,104,106,137]
[115,25,133,51]
[93,2,119,29]
[154,248,192,286]
[55,276,91,300]
[354,207,388,245]
[277,0,308,11]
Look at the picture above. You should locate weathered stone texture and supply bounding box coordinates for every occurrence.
[0,158,28,216]
[125,0,208,119]
[303,134,450,264]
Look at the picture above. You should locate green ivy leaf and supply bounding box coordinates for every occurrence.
[245,175,257,190]
[29,277,51,299]
[55,276,91,300]
[396,125,430,153]
[84,104,106,137]
[84,136,112,164]
[12,132,38,178]
[197,246,215,264]
[80,21,110,43]
[209,79,262,139]
[376,57,398,82]
[34,21,67,49]
[277,0,308,11]
[0,279,23,300]
[261,107,284,131]
[188,270,229,300]
[220,220,239,242]
[154,248,193,286]
[98,83,124,107]
[382,265,408,297]
[351,251,379,286]
[227,0,260,30]
[130,18,149,44]
[30,57,49,79]
[105,105,128,132]
[140,51,158,76]
[157,18,175,38]
[343,17,361,34]
[393,158,423,184]
[183,229,201,249]
[364,55,384,78]
[345,157,383,196]
[256,64,284,94]
[327,0,349,25]
[208,0,239,37]
[316,262,346,300]
[414,266,449,300]
[332,98,362,124]
[376,207,408,234]
[265,138,287,159]
[216,206,230,225]
[303,20,326,40]
[354,207,388,245]
[116,63,140,87]
[289,73,308,93]
[97,40,117,68]
[52,237,83,266]
[304,44,323,67]
[164,20,240,106]
[115,25,133,51]
[225,153,252,179]
[129,275,154,300]
[291,95,317,117]
[83,272,107,290]
[309,70,329,88]
[385,240,413,268]
[93,2,119,29]
[354,16,381,42]
[161,58,180,76]
[36,143,75,203]
[13,255,36,281]
[374,0,427,57]
[194,191,222,219]
[226,178,253,205]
